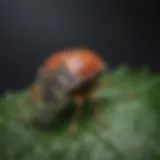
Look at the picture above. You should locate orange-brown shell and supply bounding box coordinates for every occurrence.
[31,48,106,102]
[64,49,106,80]
[38,48,106,80]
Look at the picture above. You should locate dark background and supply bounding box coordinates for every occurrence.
[0,0,159,94]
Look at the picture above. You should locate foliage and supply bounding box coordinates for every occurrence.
[0,66,160,160]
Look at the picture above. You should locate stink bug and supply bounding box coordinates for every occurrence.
[31,48,108,133]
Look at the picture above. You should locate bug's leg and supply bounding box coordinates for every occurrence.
[69,96,83,135]
[89,95,107,128]
[96,79,109,88]
[94,103,107,128]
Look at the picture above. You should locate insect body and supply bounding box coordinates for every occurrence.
[31,48,107,132]
[35,48,106,104]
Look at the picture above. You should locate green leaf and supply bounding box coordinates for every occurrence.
[0,67,160,160]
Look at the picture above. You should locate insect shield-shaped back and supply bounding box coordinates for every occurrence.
[36,49,106,105]
[33,48,107,126]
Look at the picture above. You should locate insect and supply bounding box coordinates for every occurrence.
[31,48,108,134]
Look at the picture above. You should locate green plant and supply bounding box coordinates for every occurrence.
[0,66,160,160]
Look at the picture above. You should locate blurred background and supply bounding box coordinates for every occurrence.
[0,0,159,94]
